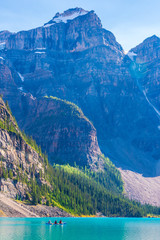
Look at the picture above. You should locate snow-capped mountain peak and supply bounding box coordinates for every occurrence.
[44,8,89,27]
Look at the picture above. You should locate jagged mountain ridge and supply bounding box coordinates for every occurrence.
[129,35,160,112]
[0,8,160,177]
[4,8,123,54]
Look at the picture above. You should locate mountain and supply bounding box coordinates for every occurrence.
[5,8,122,53]
[1,8,159,177]
[0,7,160,210]
[0,8,125,171]
[0,7,160,190]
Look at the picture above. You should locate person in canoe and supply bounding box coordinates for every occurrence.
[59,220,63,224]
[54,220,58,225]
[47,220,52,225]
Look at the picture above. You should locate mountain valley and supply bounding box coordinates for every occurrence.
[0,7,160,213]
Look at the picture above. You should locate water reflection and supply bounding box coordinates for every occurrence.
[124,219,160,240]
[0,218,159,240]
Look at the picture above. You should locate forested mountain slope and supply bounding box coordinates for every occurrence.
[1,96,159,216]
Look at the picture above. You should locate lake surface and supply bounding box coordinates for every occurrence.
[0,217,160,240]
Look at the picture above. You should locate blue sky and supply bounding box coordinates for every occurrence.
[0,0,160,51]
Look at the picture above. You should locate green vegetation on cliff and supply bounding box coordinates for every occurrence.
[87,155,124,194]
[44,96,94,127]
[0,98,48,163]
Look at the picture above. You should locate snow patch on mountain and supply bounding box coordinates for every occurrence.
[35,52,45,54]
[18,72,24,82]
[44,8,89,27]
[127,51,137,60]
[35,48,46,50]
[0,42,5,50]
[18,87,23,91]
[143,90,160,117]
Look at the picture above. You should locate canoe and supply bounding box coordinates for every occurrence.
[46,222,66,225]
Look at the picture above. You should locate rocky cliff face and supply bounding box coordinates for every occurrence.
[0,8,160,176]
[0,31,12,41]
[0,58,104,172]
[0,97,45,199]
[0,31,12,50]
[129,35,160,112]
[127,36,160,176]
[129,35,160,62]
[17,96,103,170]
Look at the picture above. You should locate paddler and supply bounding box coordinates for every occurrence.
[54,220,58,225]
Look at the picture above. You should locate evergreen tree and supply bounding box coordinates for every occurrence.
[32,189,38,205]
[9,169,13,179]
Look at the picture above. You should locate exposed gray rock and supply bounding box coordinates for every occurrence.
[0,97,46,200]
[24,205,72,217]
[0,179,28,200]
[0,192,71,217]
[120,169,160,206]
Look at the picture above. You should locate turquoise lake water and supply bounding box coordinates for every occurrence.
[0,217,160,240]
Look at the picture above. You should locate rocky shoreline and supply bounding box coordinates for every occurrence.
[0,193,72,218]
